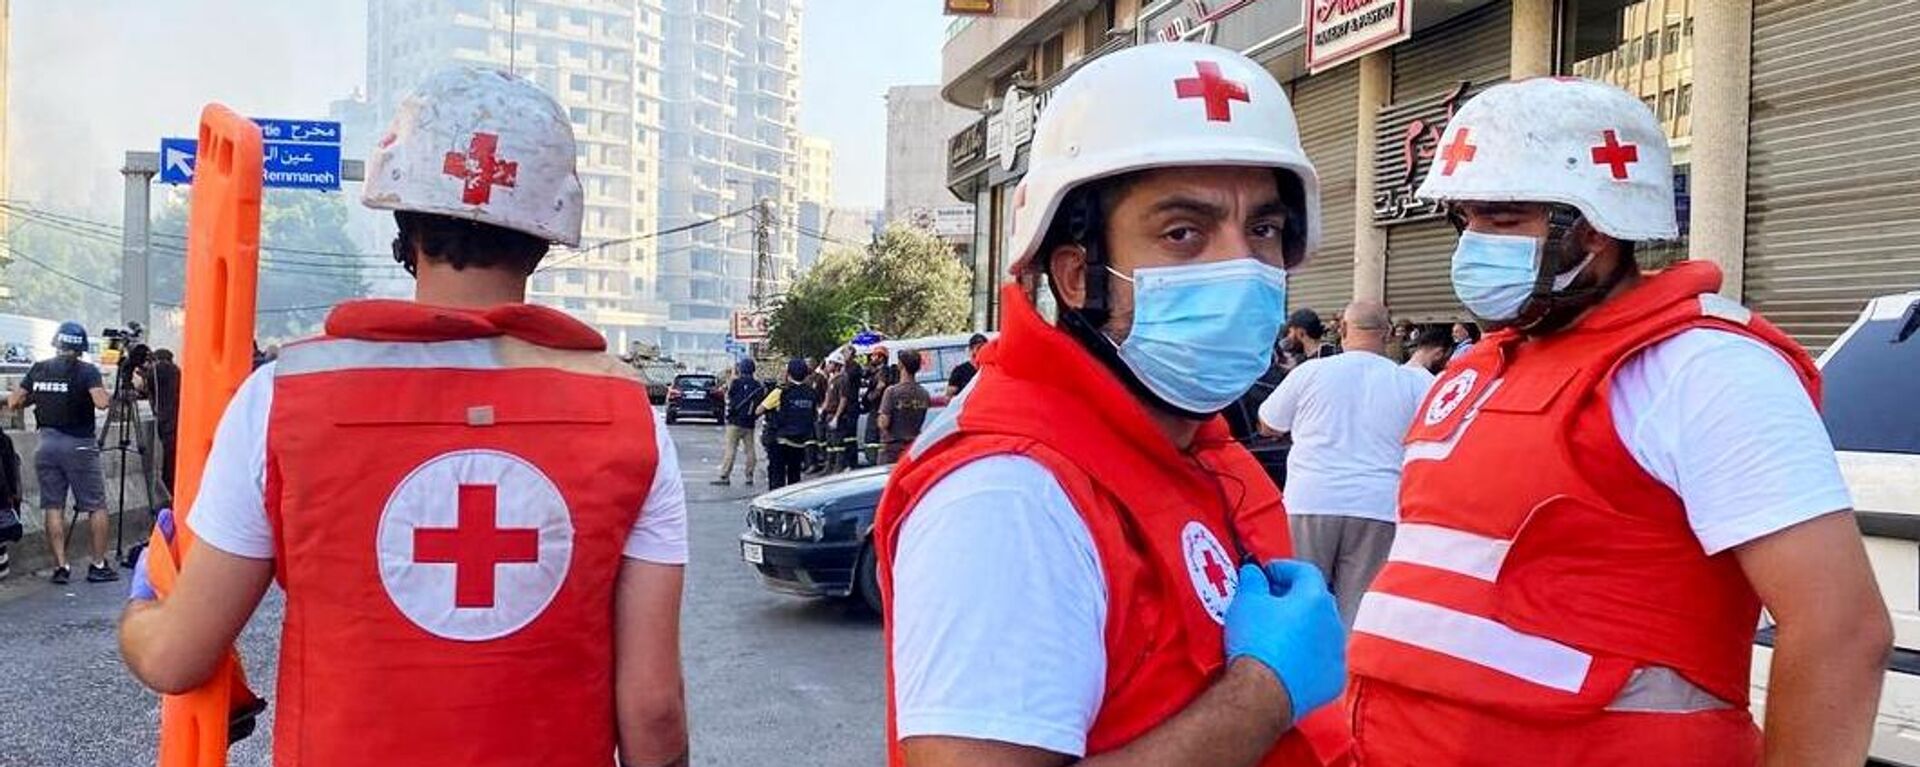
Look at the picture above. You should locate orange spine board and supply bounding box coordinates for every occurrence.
[151,103,264,767]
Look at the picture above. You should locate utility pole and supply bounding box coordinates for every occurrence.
[750,197,773,309]
[120,152,158,332]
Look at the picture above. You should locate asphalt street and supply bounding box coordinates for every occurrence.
[0,421,885,767]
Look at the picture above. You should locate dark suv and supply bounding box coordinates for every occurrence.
[739,466,890,612]
[664,373,722,424]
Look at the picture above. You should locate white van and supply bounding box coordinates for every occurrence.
[1749,289,1920,764]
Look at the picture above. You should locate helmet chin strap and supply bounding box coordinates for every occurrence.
[1509,207,1632,335]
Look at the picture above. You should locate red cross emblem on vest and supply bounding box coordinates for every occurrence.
[1590,129,1640,181]
[377,449,574,642]
[1174,61,1250,122]
[413,485,540,608]
[1180,521,1238,624]
[442,132,520,205]
[1439,128,1479,176]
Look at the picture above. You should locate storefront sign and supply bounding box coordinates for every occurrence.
[931,205,978,238]
[944,0,995,15]
[949,118,987,172]
[1139,0,1302,56]
[1307,0,1411,74]
[1004,85,1035,162]
[985,108,1007,172]
[1373,81,1473,225]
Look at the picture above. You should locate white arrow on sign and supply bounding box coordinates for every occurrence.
[165,145,195,179]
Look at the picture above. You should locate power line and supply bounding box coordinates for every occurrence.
[1,243,350,315]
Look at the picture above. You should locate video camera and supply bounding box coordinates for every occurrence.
[101,321,145,352]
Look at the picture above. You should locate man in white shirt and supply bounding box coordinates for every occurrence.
[1258,300,1432,623]
[1348,76,1887,766]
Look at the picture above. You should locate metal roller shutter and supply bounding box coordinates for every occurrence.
[1288,64,1360,319]
[1382,1,1511,323]
[1745,0,1920,352]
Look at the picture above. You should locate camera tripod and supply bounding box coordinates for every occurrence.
[64,368,159,566]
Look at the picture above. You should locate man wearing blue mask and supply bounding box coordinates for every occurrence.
[871,42,1350,767]
[1348,77,1888,766]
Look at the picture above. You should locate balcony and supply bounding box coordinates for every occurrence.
[942,0,1095,109]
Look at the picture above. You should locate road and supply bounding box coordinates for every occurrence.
[0,422,885,767]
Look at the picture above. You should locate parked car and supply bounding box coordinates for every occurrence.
[880,333,997,408]
[664,373,724,424]
[739,466,890,612]
[1750,289,1920,765]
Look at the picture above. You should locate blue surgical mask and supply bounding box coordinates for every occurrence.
[1450,231,1593,322]
[1106,259,1288,415]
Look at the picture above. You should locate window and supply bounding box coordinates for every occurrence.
[1039,34,1065,80]
[1664,24,1681,57]
[1677,83,1693,117]
[571,74,590,92]
[1657,89,1673,121]
[1561,0,1693,142]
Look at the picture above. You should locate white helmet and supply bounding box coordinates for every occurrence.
[363,68,585,246]
[1415,77,1677,241]
[1009,42,1320,274]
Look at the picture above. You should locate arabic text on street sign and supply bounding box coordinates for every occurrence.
[156,138,344,190]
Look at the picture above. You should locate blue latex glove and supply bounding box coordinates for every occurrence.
[1224,559,1347,721]
[128,507,176,602]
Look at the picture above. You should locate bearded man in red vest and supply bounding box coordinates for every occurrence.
[1346,77,1890,766]
[873,42,1351,767]
[118,68,691,767]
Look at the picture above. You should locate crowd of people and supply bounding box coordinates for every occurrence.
[708,331,989,490]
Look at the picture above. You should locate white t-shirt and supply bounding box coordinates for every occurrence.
[1258,352,1435,521]
[891,328,1851,751]
[187,363,690,565]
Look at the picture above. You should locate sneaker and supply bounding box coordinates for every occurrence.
[87,563,119,583]
[50,565,70,585]
[709,478,731,486]
[0,547,10,580]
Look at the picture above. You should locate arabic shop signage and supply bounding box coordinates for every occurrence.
[949,117,988,173]
[1140,0,1302,57]
[1372,81,1480,225]
[1306,0,1411,74]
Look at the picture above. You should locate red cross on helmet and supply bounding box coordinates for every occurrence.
[1007,42,1321,275]
[1414,77,1678,241]
[362,68,585,246]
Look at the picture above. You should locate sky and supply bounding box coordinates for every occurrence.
[5,0,948,218]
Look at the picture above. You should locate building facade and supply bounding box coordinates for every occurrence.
[884,84,978,237]
[795,133,834,273]
[1,0,12,300]
[942,0,1920,353]
[367,0,667,350]
[655,0,803,370]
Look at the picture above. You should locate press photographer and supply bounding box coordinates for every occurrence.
[132,347,180,495]
[4,321,113,584]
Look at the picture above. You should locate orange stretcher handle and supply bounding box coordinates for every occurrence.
[148,103,266,767]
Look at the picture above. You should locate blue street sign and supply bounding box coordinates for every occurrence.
[156,138,343,190]
[252,118,342,145]
[263,143,343,191]
[158,137,197,185]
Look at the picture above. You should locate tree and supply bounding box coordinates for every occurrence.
[764,223,971,359]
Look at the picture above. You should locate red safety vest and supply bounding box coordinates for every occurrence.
[874,285,1351,767]
[1349,262,1818,764]
[262,300,660,767]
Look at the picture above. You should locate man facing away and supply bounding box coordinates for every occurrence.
[117,68,690,767]
[876,350,930,465]
[1257,300,1432,625]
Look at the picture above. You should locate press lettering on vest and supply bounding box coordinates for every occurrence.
[31,381,70,393]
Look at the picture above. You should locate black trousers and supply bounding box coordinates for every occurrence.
[767,443,806,490]
[159,426,178,496]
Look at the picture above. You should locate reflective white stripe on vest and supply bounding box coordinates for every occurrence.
[1354,592,1593,693]
[275,338,501,376]
[1385,523,1511,581]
